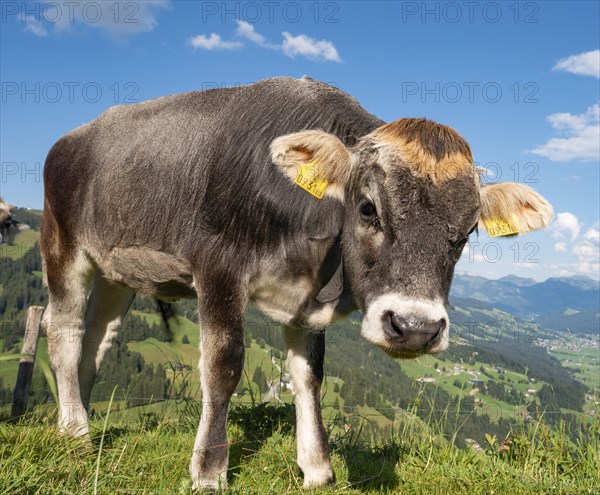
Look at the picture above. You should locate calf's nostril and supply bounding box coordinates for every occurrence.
[423,319,444,338]
[383,313,446,348]
[428,319,445,345]
[389,313,407,337]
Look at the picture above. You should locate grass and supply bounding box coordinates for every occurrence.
[1,400,598,495]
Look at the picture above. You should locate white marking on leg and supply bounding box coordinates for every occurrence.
[44,250,94,437]
[190,396,229,492]
[190,320,244,491]
[305,303,336,328]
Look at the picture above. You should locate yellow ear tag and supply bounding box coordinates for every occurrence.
[484,216,519,237]
[294,161,328,199]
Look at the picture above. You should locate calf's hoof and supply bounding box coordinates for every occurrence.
[192,477,228,493]
[302,467,336,489]
[58,421,90,439]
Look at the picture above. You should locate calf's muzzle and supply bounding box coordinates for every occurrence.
[383,312,445,351]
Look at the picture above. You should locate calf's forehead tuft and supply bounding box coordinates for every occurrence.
[370,118,475,184]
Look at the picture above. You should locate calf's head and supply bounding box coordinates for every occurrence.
[271,119,552,358]
[0,198,29,244]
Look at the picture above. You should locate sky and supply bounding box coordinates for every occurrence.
[1,0,599,281]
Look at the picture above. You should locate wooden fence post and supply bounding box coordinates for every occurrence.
[11,305,45,418]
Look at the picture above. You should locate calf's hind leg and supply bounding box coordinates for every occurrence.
[78,273,135,410]
[42,250,94,437]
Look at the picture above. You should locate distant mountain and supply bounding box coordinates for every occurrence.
[498,274,537,287]
[450,274,599,334]
[546,275,600,291]
[451,274,530,310]
[520,278,599,312]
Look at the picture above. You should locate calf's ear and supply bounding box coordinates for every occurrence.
[479,183,553,235]
[270,130,351,196]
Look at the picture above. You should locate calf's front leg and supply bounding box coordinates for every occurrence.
[284,327,335,488]
[191,274,246,491]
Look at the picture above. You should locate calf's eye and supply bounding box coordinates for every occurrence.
[359,200,377,220]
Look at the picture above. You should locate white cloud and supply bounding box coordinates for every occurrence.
[553,242,567,252]
[21,14,48,37]
[584,228,600,245]
[554,268,577,278]
[21,1,171,39]
[186,33,243,51]
[575,261,600,276]
[551,212,581,242]
[573,243,597,260]
[281,32,341,62]
[235,20,266,45]
[571,227,600,277]
[547,105,599,132]
[574,228,600,260]
[461,243,470,257]
[553,49,600,78]
[235,20,277,49]
[547,224,600,279]
[547,263,600,280]
[189,22,341,63]
[531,102,600,162]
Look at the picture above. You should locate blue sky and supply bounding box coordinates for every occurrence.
[1,1,599,281]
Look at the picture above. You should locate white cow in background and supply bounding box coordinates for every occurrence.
[0,198,29,244]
